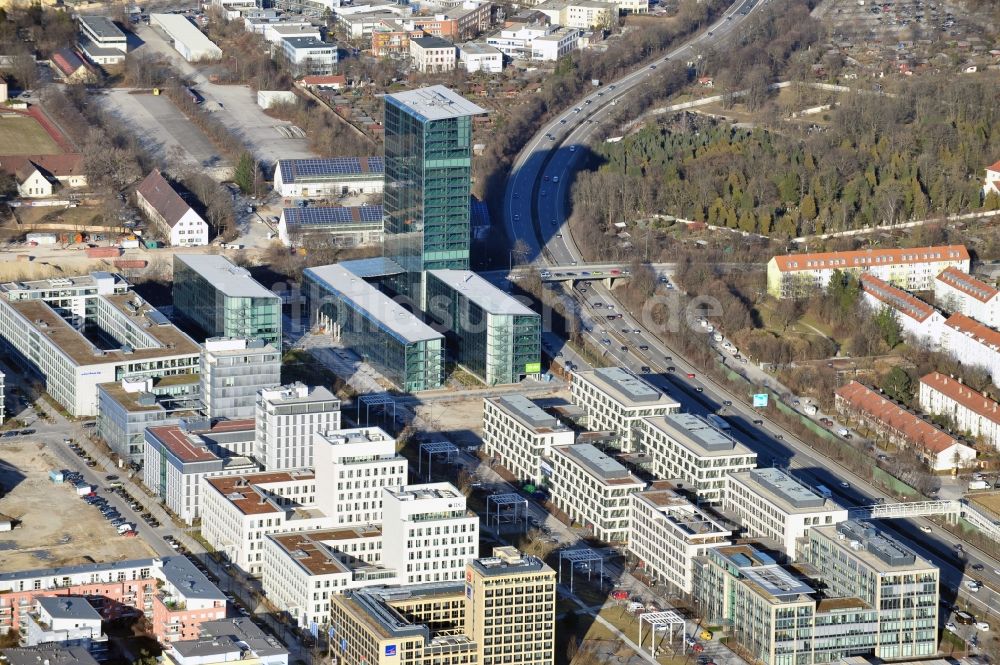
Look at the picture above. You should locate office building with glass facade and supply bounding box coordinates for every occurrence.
[695,544,882,665]
[173,255,282,347]
[803,521,939,661]
[303,263,445,391]
[200,337,281,420]
[425,269,541,385]
[382,86,487,303]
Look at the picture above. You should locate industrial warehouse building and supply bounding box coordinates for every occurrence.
[150,13,223,61]
[273,157,385,198]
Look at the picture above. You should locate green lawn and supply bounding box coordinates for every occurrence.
[0,115,61,155]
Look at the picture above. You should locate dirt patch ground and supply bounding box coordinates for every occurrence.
[0,114,62,155]
[0,440,154,570]
[970,492,1000,517]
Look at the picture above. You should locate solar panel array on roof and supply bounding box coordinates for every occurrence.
[278,157,384,184]
[284,205,383,227]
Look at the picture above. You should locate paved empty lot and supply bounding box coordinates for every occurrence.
[132,23,317,170]
[101,89,225,171]
[0,440,154,571]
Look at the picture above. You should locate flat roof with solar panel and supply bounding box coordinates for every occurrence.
[731,468,842,513]
[576,367,679,409]
[645,413,756,457]
[386,85,488,122]
[282,205,384,229]
[276,157,384,184]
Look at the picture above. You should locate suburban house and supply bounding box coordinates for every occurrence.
[135,170,210,247]
[834,380,977,472]
[984,159,1000,199]
[0,155,88,198]
[50,48,96,83]
[298,74,348,90]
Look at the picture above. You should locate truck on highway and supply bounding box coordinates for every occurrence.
[815,485,833,499]
[969,480,990,491]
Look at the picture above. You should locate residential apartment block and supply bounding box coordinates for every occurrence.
[0,272,200,417]
[97,374,201,463]
[381,483,480,585]
[941,313,1000,387]
[173,254,282,347]
[570,367,679,452]
[766,245,970,299]
[163,617,289,665]
[261,526,392,629]
[410,35,457,72]
[638,413,758,504]
[859,274,944,346]
[425,269,542,385]
[628,483,732,594]
[934,266,1000,327]
[329,547,555,665]
[255,383,341,470]
[919,371,1000,449]
[0,557,226,645]
[143,419,259,525]
[724,468,848,558]
[535,0,614,28]
[835,380,976,471]
[200,337,281,420]
[200,471,327,576]
[281,36,337,76]
[804,521,939,661]
[458,41,503,72]
[313,427,407,527]
[482,395,574,484]
[550,443,645,543]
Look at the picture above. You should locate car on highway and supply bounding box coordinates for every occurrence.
[723,400,732,406]
[695,387,704,392]
[920,525,932,533]
[946,622,957,632]
[972,563,985,571]
[667,366,676,372]
[686,372,696,378]
[640,366,651,373]
[552,176,559,183]
[639,345,649,351]
[569,146,576,152]
[839,481,850,489]
[619,345,627,351]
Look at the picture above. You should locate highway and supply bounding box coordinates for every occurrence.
[500,0,1000,643]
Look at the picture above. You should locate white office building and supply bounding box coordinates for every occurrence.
[458,42,503,73]
[859,274,945,347]
[550,443,645,543]
[272,157,384,198]
[78,15,127,65]
[919,371,1000,450]
[381,483,479,585]
[261,526,394,629]
[255,383,341,471]
[313,427,408,527]
[486,23,580,61]
[628,483,732,594]
[201,338,281,420]
[280,36,337,76]
[638,413,758,505]
[142,419,259,525]
[0,273,200,417]
[482,395,575,485]
[724,468,849,558]
[570,367,680,452]
[934,266,1000,328]
[200,471,329,576]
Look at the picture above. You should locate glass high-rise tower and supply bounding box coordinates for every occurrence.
[382,85,487,304]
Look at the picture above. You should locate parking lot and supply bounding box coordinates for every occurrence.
[0,439,154,571]
[100,89,224,172]
[820,0,983,40]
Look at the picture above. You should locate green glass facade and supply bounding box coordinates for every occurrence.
[383,94,476,302]
[424,271,541,385]
[303,269,444,392]
[173,258,282,346]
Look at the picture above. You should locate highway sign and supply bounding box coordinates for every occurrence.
[752,393,769,408]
